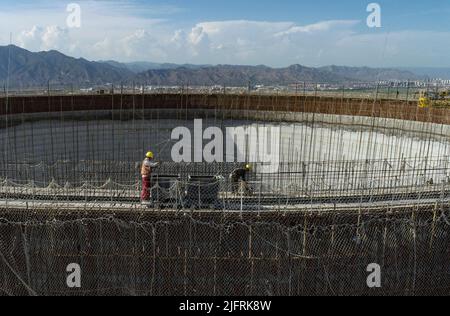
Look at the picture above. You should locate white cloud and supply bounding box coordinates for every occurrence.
[275,20,360,36]
[87,20,314,64]
[41,26,70,51]
[17,25,71,52]
[2,1,450,67]
[0,0,167,51]
[166,20,359,66]
[17,26,44,51]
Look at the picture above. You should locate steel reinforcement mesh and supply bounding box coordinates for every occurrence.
[0,94,449,296]
[0,207,449,296]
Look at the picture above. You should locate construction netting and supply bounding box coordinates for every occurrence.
[0,207,449,296]
[0,93,450,296]
[0,159,449,210]
[0,160,449,296]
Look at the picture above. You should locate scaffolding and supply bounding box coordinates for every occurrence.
[0,91,449,296]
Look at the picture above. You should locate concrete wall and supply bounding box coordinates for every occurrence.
[1,93,449,125]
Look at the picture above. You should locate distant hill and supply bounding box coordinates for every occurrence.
[399,67,450,80]
[0,45,432,89]
[319,65,419,82]
[0,45,133,88]
[99,60,209,73]
[135,64,354,86]
[135,64,420,86]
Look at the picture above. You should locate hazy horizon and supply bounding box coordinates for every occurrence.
[4,44,450,73]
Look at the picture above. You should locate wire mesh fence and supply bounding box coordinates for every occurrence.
[0,159,449,296]
[0,207,449,296]
[1,92,450,295]
[1,159,449,207]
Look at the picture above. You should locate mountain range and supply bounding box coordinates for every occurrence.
[100,60,208,73]
[0,45,432,89]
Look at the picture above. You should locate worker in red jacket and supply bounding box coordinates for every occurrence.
[141,151,159,203]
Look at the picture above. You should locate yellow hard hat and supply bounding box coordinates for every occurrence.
[146,151,154,159]
[245,164,252,170]
[418,97,430,108]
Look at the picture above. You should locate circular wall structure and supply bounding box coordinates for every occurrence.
[0,94,449,208]
[0,94,449,296]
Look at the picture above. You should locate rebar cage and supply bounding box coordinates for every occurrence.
[0,92,449,296]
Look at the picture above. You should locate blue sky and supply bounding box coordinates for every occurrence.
[1,0,450,67]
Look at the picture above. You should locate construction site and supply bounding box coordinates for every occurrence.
[0,91,449,296]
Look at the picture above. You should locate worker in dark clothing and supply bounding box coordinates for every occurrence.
[230,164,252,195]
